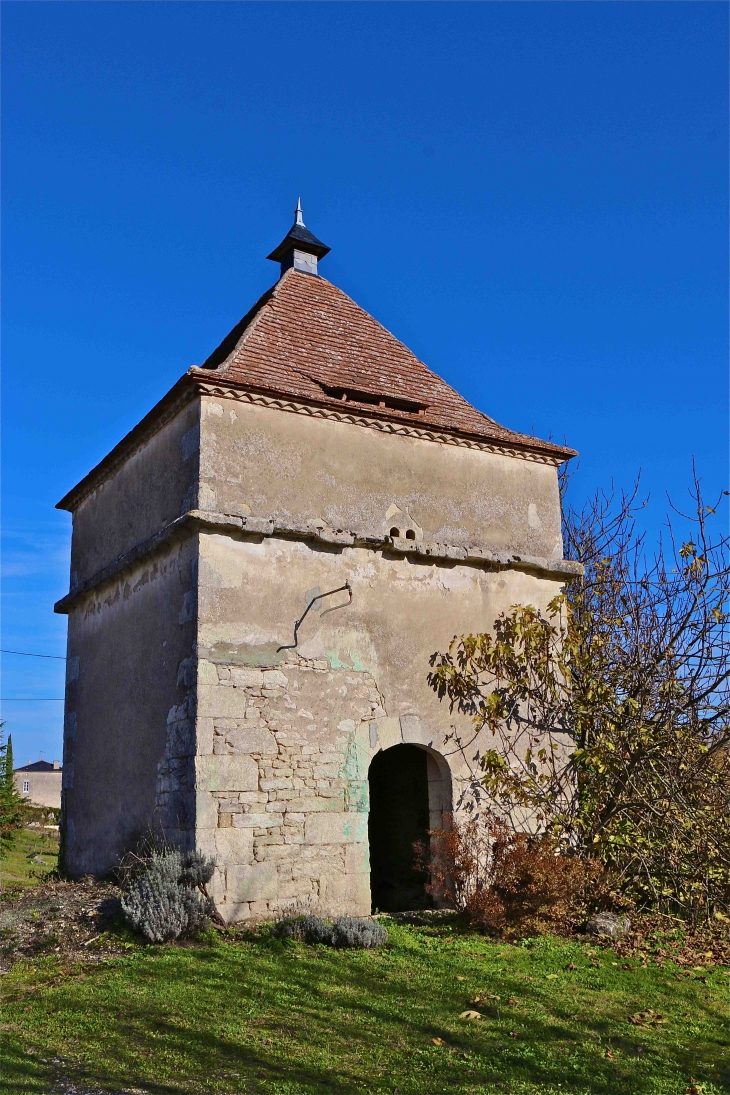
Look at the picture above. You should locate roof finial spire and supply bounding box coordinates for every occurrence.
[267,202,330,277]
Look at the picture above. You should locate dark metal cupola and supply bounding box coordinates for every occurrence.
[266,199,331,277]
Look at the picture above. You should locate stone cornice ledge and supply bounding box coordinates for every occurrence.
[196,382,572,467]
[54,509,584,614]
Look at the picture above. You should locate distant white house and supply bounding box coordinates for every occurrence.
[14,760,62,810]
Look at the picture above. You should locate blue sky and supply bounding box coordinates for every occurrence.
[2,2,727,765]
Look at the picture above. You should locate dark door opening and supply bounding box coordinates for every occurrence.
[368,744,432,913]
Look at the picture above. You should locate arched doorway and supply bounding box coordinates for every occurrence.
[368,744,433,912]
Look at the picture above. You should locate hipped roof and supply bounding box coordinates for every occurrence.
[15,760,61,773]
[195,268,574,460]
[58,266,575,512]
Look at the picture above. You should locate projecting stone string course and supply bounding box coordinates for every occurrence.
[55,507,582,613]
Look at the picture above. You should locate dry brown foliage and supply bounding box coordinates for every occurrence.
[428,468,730,924]
[417,814,604,939]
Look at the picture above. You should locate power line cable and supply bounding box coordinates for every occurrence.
[1,650,66,660]
[1,698,65,701]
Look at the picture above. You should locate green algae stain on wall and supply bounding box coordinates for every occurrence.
[326,649,369,673]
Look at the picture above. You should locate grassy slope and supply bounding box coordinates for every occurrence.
[1,923,727,1095]
[0,826,59,889]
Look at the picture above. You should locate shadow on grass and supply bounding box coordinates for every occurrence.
[2,937,726,1095]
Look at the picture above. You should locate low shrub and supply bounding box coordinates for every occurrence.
[465,832,600,939]
[332,916,388,949]
[418,814,607,940]
[121,849,216,944]
[278,915,335,945]
[276,915,387,949]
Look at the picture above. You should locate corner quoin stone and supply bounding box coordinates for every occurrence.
[195,754,258,793]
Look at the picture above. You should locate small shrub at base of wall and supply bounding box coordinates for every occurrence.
[420,815,614,941]
[121,849,217,944]
[276,915,387,949]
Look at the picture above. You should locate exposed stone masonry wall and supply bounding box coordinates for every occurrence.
[194,652,384,923]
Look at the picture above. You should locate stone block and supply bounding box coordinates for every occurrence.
[219,902,250,925]
[345,780,369,813]
[197,684,248,720]
[264,843,297,860]
[312,765,342,779]
[282,797,338,813]
[207,865,227,904]
[263,670,289,689]
[227,727,278,754]
[227,863,278,902]
[230,667,264,688]
[400,714,433,747]
[197,659,219,685]
[305,812,368,845]
[345,842,370,875]
[232,813,281,829]
[277,880,310,900]
[259,777,291,792]
[215,827,254,865]
[369,716,402,753]
[248,899,274,918]
[243,516,273,535]
[195,791,218,829]
[195,829,217,860]
[319,871,371,917]
[195,717,214,756]
[196,754,258,793]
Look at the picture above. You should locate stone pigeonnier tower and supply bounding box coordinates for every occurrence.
[56,204,579,921]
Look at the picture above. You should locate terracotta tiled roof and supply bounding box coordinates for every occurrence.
[196,269,574,460]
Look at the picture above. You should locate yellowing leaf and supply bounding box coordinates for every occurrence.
[459,1010,483,1021]
[432,1037,444,1046]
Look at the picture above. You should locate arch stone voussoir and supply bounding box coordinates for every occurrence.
[399,714,437,748]
[368,714,449,757]
[368,716,403,754]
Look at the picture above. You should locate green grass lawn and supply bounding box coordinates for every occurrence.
[1,921,726,1095]
[0,825,59,889]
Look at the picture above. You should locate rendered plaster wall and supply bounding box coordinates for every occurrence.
[67,399,200,588]
[61,536,198,876]
[197,396,563,560]
[194,530,566,921]
[14,771,62,810]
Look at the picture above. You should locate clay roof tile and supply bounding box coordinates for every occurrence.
[196,268,573,460]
